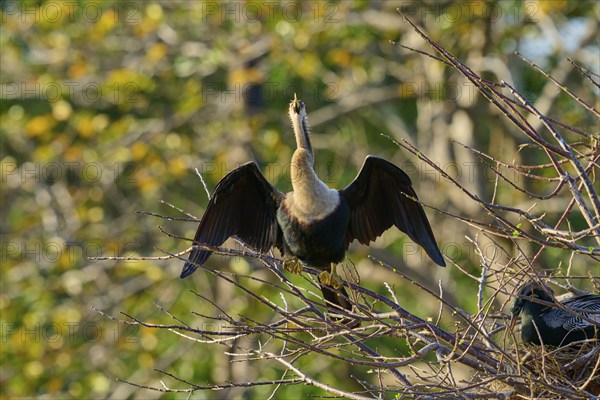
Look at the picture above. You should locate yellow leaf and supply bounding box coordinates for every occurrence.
[26,115,55,137]
[146,42,167,63]
[76,116,94,138]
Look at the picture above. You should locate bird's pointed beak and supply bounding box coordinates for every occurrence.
[291,93,301,114]
[502,313,520,344]
[508,314,518,333]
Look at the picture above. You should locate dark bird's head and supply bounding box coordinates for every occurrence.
[289,93,305,115]
[288,94,313,159]
[511,280,554,317]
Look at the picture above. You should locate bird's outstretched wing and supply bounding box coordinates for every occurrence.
[545,294,600,331]
[181,162,283,278]
[340,155,445,266]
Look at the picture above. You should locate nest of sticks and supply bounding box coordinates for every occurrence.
[510,340,600,397]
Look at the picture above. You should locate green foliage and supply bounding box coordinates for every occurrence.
[2,1,598,398]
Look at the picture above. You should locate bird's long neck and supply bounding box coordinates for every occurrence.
[290,107,312,156]
[287,101,338,220]
[291,149,329,198]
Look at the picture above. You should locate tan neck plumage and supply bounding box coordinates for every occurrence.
[288,148,339,222]
[286,97,339,222]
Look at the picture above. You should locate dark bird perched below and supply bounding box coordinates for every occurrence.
[511,280,600,346]
[181,95,445,319]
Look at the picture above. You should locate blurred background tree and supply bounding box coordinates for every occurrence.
[1,1,598,398]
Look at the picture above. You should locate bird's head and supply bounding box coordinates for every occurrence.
[289,93,305,115]
[511,280,554,316]
[288,94,313,157]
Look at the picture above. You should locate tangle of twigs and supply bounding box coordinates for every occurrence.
[93,12,599,399]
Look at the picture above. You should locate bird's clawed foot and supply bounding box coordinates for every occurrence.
[319,264,343,289]
[283,256,303,274]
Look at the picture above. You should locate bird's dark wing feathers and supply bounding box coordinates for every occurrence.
[340,156,445,267]
[543,294,600,331]
[181,162,283,278]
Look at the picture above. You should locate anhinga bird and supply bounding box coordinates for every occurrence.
[181,95,445,317]
[510,280,600,346]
